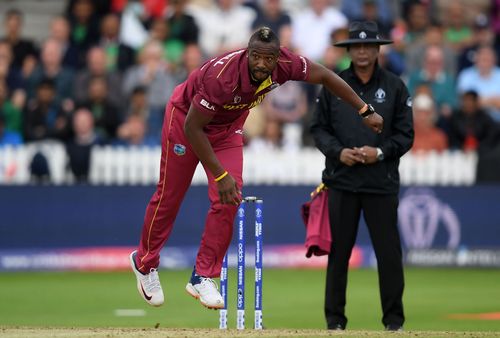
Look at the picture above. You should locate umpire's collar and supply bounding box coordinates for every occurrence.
[347,61,381,86]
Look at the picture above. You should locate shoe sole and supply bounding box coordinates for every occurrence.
[185,283,224,310]
[129,251,164,307]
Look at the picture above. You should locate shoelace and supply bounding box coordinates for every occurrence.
[199,277,218,290]
[143,268,161,292]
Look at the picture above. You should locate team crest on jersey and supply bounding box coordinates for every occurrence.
[173,144,186,156]
[233,95,241,103]
[374,88,386,103]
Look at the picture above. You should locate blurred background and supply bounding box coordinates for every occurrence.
[0,0,499,298]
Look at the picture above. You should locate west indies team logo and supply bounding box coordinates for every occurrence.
[173,144,186,156]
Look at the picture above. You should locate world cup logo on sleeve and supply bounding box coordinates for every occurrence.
[398,188,461,249]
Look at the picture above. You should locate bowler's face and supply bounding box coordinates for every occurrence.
[348,43,379,68]
[248,42,279,83]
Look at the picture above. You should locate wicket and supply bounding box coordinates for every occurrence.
[219,196,263,330]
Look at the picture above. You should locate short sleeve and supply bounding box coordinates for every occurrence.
[278,47,311,82]
[192,81,224,117]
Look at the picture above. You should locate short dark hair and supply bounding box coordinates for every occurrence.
[5,8,23,20]
[248,27,280,49]
[463,90,479,100]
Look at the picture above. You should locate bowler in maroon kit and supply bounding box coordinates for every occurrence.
[130,27,384,309]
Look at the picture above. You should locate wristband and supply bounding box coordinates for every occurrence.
[214,171,228,182]
[358,104,369,114]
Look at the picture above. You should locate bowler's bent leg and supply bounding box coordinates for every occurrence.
[196,145,243,278]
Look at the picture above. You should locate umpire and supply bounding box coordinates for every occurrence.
[310,21,414,331]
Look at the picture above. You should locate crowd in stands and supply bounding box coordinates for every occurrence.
[1,0,500,182]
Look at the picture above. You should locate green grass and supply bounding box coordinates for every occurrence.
[0,268,499,332]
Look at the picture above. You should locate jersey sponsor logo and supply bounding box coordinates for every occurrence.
[223,93,268,110]
[173,144,186,156]
[200,98,215,111]
[374,88,386,103]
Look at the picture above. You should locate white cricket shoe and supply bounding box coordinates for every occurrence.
[130,250,164,306]
[186,276,224,309]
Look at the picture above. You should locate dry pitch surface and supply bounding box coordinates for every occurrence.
[2,328,500,338]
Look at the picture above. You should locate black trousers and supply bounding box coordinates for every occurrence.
[325,188,405,329]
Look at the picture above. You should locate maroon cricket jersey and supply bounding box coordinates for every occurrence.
[169,47,311,128]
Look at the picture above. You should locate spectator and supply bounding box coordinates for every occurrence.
[252,0,291,37]
[323,28,350,72]
[174,43,204,82]
[458,14,500,72]
[81,76,122,142]
[115,114,159,147]
[407,45,457,120]
[402,1,431,46]
[411,94,448,153]
[291,0,348,62]
[0,41,26,108]
[98,13,136,72]
[123,40,178,139]
[0,80,23,137]
[247,119,283,151]
[149,18,185,67]
[0,112,22,146]
[66,106,103,182]
[491,0,500,48]
[190,0,256,57]
[49,16,80,70]
[0,9,38,71]
[351,0,392,37]
[73,46,124,109]
[448,90,500,151]
[23,79,70,142]
[166,0,199,45]
[124,85,149,119]
[457,45,500,121]
[405,24,457,77]
[67,0,100,58]
[341,0,397,27]
[25,38,75,109]
[443,1,474,52]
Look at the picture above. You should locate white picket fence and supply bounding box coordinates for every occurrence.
[0,144,478,186]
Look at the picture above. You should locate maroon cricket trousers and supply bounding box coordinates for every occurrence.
[134,102,248,278]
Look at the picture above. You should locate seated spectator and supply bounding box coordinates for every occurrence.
[73,46,123,110]
[166,0,199,45]
[252,0,291,37]
[324,28,350,72]
[49,16,80,70]
[291,0,347,62]
[457,45,500,121]
[0,80,22,138]
[66,106,104,182]
[81,76,122,142]
[190,0,256,57]
[0,111,22,146]
[247,119,283,151]
[351,0,392,38]
[125,86,149,120]
[341,0,396,29]
[115,114,159,147]
[443,2,474,52]
[67,0,100,62]
[411,94,448,153]
[174,43,204,82]
[0,9,38,71]
[23,79,70,142]
[123,40,177,139]
[0,40,26,97]
[458,14,500,73]
[149,18,185,68]
[448,90,500,152]
[405,24,457,77]
[25,38,75,109]
[407,45,457,119]
[99,13,136,72]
